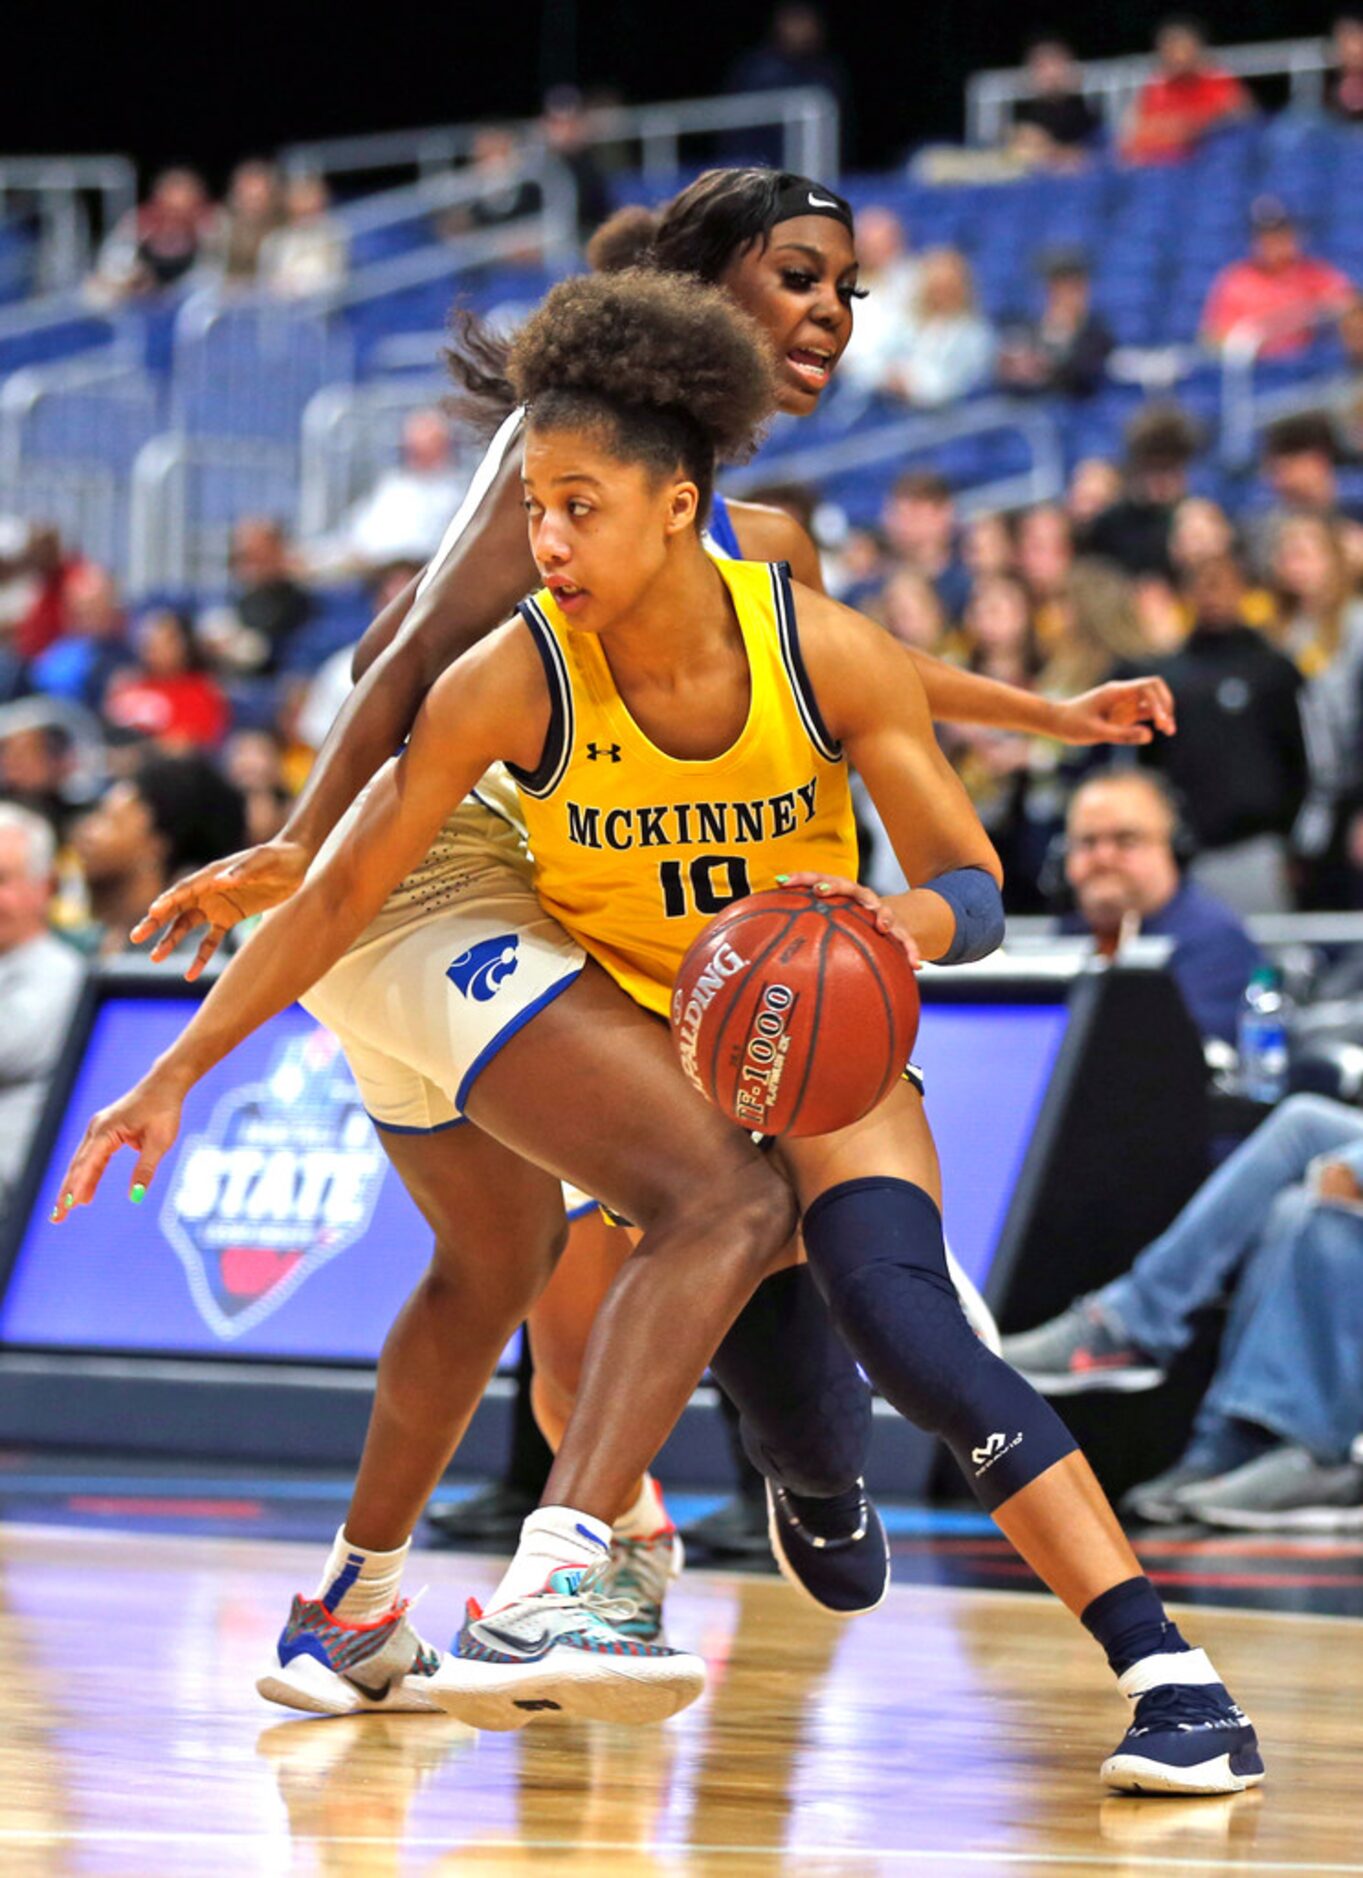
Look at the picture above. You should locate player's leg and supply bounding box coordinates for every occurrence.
[780,1084,1264,1797]
[429,963,798,1725]
[464,962,797,1530]
[527,1210,685,1642]
[346,1125,568,1553]
[259,1119,570,1718]
[529,1204,885,1621]
[526,1209,636,1477]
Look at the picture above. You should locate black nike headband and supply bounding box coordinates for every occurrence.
[766,177,855,237]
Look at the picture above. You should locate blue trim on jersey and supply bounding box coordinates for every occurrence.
[368,1111,470,1135]
[453,961,586,1112]
[707,490,743,559]
[508,597,574,797]
[770,561,842,762]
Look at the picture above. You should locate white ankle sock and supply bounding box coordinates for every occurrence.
[313,1526,410,1624]
[613,1474,669,1540]
[486,1506,612,1612]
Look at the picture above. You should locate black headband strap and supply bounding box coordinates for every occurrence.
[767,177,854,236]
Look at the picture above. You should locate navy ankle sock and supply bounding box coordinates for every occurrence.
[1082,1575,1190,1677]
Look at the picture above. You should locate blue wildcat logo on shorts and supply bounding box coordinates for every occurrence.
[447,934,521,1002]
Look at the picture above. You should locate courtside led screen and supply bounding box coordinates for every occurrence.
[0,990,1068,1358]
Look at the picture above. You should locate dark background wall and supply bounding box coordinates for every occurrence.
[10,0,1348,180]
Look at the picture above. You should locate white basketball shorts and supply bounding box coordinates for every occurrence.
[298,774,585,1132]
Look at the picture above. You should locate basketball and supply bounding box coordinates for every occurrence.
[670,886,920,1137]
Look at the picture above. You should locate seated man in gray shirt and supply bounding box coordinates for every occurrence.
[0,803,85,1216]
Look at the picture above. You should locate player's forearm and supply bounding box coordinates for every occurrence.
[906,651,1060,736]
[887,866,1006,966]
[886,888,959,962]
[280,634,431,859]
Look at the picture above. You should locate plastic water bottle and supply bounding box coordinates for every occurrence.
[1238,966,1289,1103]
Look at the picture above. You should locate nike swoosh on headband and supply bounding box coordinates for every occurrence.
[807,193,840,209]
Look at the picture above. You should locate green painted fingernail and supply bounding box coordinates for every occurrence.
[64,1193,73,1208]
[775,874,789,885]
[130,1184,146,1204]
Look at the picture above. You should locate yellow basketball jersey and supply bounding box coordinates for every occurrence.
[510,558,857,1016]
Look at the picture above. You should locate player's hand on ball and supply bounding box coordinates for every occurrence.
[1050,677,1176,746]
[50,1074,187,1221]
[777,873,923,972]
[130,837,311,980]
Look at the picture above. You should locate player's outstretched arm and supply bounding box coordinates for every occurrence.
[794,584,1003,964]
[730,502,1175,746]
[899,645,1174,745]
[57,626,548,1219]
[133,440,539,977]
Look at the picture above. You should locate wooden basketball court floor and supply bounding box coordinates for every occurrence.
[2,1524,1360,1877]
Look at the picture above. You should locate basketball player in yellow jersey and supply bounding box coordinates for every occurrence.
[513,556,858,1015]
[127,170,1175,1658]
[58,269,1262,1794]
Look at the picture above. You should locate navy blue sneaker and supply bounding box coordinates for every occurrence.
[1102,1649,1265,1795]
[766,1479,889,1616]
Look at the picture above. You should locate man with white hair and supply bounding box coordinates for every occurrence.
[306,411,469,579]
[0,803,85,1213]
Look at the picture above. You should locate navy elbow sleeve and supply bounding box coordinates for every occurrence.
[928,866,1005,964]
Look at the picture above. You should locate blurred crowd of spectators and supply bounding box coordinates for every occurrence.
[1001,14,1363,173]
[14,10,1363,978]
[87,161,349,305]
[0,399,475,961]
[825,188,1363,415]
[789,391,1363,921]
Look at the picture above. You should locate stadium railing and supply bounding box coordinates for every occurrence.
[298,371,456,540]
[723,396,1066,522]
[315,152,580,279]
[1218,300,1354,467]
[129,434,300,595]
[0,458,121,575]
[967,35,1332,147]
[0,354,163,582]
[0,156,137,294]
[280,86,840,192]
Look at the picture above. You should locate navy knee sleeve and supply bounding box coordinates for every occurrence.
[709,1265,872,1498]
[802,1177,1077,1512]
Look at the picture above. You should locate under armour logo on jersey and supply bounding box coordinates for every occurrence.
[586,742,622,762]
[447,935,521,1002]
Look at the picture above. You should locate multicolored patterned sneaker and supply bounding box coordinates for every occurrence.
[257,1595,444,1716]
[597,1524,685,1642]
[1101,1649,1266,1795]
[428,1564,706,1731]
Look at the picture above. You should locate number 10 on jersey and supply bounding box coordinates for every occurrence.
[659,855,752,919]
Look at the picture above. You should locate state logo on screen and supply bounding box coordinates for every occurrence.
[158,1028,388,1339]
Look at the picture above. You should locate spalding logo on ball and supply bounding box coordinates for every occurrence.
[671,886,920,1137]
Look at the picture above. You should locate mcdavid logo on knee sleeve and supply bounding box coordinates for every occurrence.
[972,1430,1024,1476]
